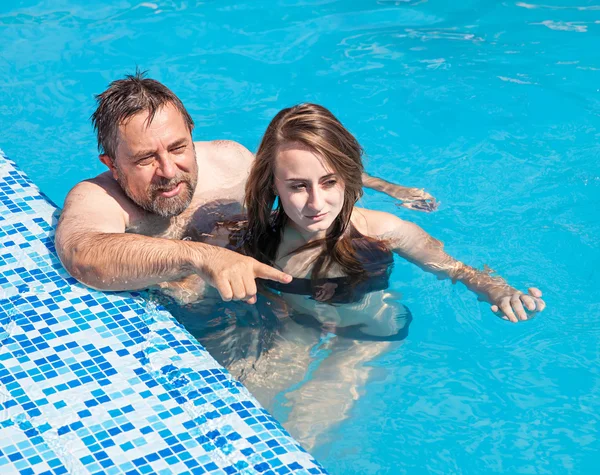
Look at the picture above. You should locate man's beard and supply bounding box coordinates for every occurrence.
[115,159,198,218]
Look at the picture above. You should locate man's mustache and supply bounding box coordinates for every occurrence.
[150,175,192,194]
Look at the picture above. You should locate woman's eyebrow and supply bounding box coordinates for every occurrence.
[282,173,337,182]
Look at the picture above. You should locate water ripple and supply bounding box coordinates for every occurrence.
[533,20,589,32]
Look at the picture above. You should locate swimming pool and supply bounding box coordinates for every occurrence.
[1,0,598,473]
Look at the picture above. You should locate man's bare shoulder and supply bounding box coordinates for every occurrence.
[76,171,120,195]
[195,140,254,172]
[68,172,132,209]
[61,172,135,230]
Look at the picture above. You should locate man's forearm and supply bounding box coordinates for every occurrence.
[56,231,214,291]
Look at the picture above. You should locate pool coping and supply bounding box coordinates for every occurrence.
[0,149,327,474]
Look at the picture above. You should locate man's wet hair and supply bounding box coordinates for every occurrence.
[91,69,194,160]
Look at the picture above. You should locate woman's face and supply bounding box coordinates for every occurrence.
[274,143,346,241]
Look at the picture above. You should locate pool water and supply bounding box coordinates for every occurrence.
[1,0,599,473]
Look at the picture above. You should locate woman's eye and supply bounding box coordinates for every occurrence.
[291,184,306,191]
[323,180,337,187]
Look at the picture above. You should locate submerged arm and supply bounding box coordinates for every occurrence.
[362,172,438,212]
[379,215,545,322]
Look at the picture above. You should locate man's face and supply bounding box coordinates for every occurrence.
[106,103,198,218]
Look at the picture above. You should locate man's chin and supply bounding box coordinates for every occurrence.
[149,196,191,217]
[118,177,195,218]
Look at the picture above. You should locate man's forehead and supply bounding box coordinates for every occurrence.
[115,104,188,149]
[119,106,162,131]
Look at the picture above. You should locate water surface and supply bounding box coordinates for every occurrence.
[1,1,599,473]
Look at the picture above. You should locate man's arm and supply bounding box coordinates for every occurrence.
[362,172,438,212]
[55,180,290,303]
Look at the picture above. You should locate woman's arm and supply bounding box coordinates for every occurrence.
[362,173,438,212]
[359,209,545,322]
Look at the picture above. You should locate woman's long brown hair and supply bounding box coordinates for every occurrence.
[244,103,388,283]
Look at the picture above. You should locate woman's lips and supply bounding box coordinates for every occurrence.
[160,182,183,198]
[306,212,327,220]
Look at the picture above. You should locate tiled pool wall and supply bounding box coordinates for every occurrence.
[0,149,327,474]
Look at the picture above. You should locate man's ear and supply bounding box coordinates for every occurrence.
[99,154,119,181]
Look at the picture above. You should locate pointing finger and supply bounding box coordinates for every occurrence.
[254,262,292,284]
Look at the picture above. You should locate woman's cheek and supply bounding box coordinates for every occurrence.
[286,194,303,212]
[279,195,297,217]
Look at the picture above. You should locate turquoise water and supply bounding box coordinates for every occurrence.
[1,0,599,473]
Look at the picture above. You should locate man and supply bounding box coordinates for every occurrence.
[55,72,435,304]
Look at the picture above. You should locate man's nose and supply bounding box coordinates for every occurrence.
[155,155,177,179]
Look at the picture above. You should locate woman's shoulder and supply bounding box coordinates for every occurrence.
[351,207,406,238]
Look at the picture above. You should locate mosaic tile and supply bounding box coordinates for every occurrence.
[0,150,328,474]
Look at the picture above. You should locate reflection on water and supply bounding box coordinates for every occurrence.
[159,287,412,450]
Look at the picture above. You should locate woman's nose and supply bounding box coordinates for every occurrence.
[308,188,324,209]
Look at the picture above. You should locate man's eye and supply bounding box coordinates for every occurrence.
[137,157,154,165]
[172,145,186,153]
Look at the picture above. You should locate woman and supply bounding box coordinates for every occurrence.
[224,103,544,323]
[163,103,545,447]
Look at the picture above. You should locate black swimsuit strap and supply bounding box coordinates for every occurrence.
[259,236,395,303]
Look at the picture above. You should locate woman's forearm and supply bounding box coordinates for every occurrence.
[362,173,414,197]
[362,173,437,211]
[390,220,516,303]
[442,260,516,304]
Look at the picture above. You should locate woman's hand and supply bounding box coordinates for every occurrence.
[490,287,546,323]
[394,187,439,212]
[361,173,438,212]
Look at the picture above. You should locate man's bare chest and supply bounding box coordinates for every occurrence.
[127,187,245,241]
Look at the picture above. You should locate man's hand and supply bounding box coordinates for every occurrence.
[200,247,292,304]
[490,287,546,323]
[156,274,211,305]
